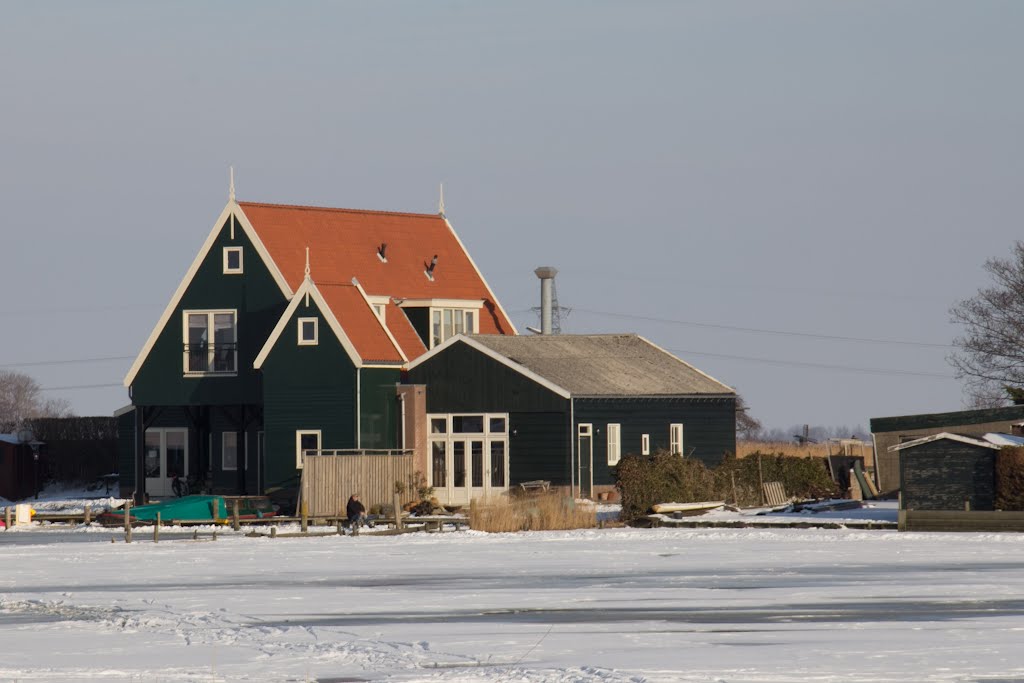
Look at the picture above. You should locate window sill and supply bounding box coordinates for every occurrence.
[183,371,239,378]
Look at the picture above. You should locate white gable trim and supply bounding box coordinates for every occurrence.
[254,279,363,370]
[442,216,518,335]
[351,279,408,364]
[638,335,737,394]
[888,432,1000,452]
[123,200,294,387]
[407,335,571,399]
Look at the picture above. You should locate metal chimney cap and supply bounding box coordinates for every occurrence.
[534,266,558,279]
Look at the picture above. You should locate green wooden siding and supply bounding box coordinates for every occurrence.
[259,296,358,491]
[575,397,737,486]
[130,215,288,406]
[408,341,572,484]
[359,367,401,449]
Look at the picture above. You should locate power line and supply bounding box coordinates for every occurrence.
[566,307,952,349]
[40,382,123,391]
[0,355,134,369]
[666,347,952,379]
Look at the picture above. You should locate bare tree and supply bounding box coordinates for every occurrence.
[950,242,1024,406]
[735,393,763,441]
[0,370,73,431]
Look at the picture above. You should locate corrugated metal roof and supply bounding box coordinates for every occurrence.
[467,334,734,397]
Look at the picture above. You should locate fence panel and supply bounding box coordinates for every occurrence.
[302,453,415,516]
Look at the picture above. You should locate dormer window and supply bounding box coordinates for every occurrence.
[298,317,318,345]
[431,308,477,348]
[223,247,243,274]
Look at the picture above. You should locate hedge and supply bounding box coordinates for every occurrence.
[615,449,839,522]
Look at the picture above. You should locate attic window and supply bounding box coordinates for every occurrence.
[223,247,243,274]
[298,317,318,345]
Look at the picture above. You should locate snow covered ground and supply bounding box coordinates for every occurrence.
[3,517,1024,682]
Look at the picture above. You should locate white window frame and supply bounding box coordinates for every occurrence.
[223,246,243,274]
[429,307,481,348]
[182,309,237,376]
[295,429,321,469]
[641,433,650,455]
[607,423,621,466]
[297,317,319,345]
[670,423,684,455]
[222,431,238,471]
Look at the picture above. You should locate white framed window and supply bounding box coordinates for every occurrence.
[222,432,238,471]
[183,310,237,375]
[430,308,480,348]
[607,423,621,466]
[670,423,684,455]
[223,246,243,274]
[295,430,321,469]
[298,317,318,345]
[641,433,650,455]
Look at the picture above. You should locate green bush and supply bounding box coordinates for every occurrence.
[996,447,1024,510]
[615,449,839,522]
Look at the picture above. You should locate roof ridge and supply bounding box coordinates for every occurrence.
[238,200,443,220]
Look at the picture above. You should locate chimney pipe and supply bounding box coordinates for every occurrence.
[534,266,558,335]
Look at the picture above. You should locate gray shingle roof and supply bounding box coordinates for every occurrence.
[467,334,734,397]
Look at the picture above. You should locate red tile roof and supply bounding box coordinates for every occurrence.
[385,299,427,360]
[317,283,404,364]
[239,202,514,347]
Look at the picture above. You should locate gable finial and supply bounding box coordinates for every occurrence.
[304,246,311,279]
[229,166,236,203]
[438,182,445,216]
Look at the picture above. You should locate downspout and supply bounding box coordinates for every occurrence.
[399,390,407,450]
[356,370,362,449]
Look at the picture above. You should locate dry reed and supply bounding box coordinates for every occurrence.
[469,493,597,532]
[738,440,874,466]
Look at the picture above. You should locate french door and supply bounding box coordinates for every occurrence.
[144,428,188,498]
[429,414,509,505]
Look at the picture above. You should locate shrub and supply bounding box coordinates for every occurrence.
[469,494,596,532]
[996,447,1024,510]
[615,449,839,522]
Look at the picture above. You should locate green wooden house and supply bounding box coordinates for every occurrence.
[120,189,515,502]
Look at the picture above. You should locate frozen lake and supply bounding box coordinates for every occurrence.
[2,525,1024,682]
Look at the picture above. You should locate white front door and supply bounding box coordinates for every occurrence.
[144,429,188,498]
[428,413,510,506]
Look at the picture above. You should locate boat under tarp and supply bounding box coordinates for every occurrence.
[99,495,276,526]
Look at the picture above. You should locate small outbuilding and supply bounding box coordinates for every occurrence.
[894,433,999,511]
[870,405,1024,494]
[406,333,736,503]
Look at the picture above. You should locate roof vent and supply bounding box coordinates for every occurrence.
[377,242,387,263]
[424,254,438,281]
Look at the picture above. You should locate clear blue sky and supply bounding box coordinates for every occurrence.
[2,2,1022,431]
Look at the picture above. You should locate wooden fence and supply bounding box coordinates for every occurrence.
[299,451,416,517]
[899,509,1024,532]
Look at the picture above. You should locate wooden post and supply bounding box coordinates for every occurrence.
[336,519,343,535]
[270,526,277,539]
[757,454,765,505]
[124,500,132,543]
[84,505,91,525]
[393,492,403,530]
[154,512,160,543]
[965,499,971,512]
[232,499,240,532]
[4,507,10,531]
[300,501,308,533]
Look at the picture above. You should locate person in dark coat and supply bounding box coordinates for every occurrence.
[346,493,366,528]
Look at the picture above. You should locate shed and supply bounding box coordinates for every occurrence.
[893,433,999,511]
[406,333,736,502]
[870,405,1024,494]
